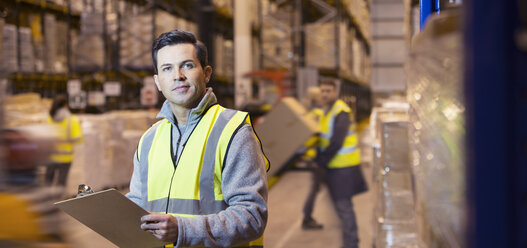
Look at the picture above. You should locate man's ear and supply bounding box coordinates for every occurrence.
[204,65,213,83]
[153,75,161,91]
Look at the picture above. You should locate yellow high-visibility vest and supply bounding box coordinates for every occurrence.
[319,100,360,168]
[302,107,324,161]
[137,104,269,248]
[47,115,83,163]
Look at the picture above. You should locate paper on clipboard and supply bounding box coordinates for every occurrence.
[54,188,169,248]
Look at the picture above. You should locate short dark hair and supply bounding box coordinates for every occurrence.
[319,78,336,88]
[49,94,68,117]
[152,30,208,73]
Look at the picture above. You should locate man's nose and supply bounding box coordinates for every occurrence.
[173,68,186,81]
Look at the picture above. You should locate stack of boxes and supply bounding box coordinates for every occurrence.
[44,14,57,73]
[261,6,293,69]
[372,107,419,248]
[2,24,18,73]
[19,27,36,73]
[305,22,335,69]
[67,110,158,196]
[74,12,105,70]
[120,13,153,70]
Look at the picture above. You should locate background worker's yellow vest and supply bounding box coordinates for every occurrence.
[47,116,82,163]
[137,105,269,248]
[319,100,361,168]
[302,108,324,161]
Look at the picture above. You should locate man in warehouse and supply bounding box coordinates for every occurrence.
[302,79,367,248]
[126,30,269,247]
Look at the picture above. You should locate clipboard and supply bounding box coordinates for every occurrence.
[54,188,169,248]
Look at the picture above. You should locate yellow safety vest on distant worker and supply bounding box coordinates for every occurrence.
[319,99,361,168]
[302,108,324,161]
[47,116,83,163]
[137,104,269,248]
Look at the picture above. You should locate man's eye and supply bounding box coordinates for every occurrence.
[182,63,194,69]
[162,67,171,72]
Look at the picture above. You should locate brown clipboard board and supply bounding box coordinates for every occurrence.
[54,188,169,248]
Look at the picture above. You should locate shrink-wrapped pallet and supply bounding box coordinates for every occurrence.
[19,27,36,73]
[120,13,153,69]
[2,24,18,72]
[405,12,465,247]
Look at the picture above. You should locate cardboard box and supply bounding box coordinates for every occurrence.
[255,97,319,177]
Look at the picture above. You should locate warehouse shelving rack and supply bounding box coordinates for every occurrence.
[0,0,236,112]
[259,0,372,122]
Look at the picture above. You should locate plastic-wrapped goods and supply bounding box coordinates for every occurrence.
[73,34,104,70]
[73,12,105,70]
[405,11,465,248]
[380,170,413,193]
[44,14,57,73]
[380,117,410,172]
[379,187,414,222]
[66,110,158,196]
[19,27,36,73]
[81,12,104,36]
[376,222,418,248]
[55,21,69,73]
[120,13,153,70]
[370,111,407,182]
[2,24,18,72]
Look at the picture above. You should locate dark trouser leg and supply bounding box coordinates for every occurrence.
[45,163,58,185]
[303,167,323,219]
[332,197,359,248]
[56,163,71,186]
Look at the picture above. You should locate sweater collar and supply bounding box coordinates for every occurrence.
[156,88,218,125]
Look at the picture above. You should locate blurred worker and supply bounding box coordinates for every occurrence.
[0,130,70,246]
[303,79,367,248]
[45,95,83,186]
[126,30,269,247]
[301,87,325,229]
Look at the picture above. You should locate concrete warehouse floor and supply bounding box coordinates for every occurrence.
[57,126,375,248]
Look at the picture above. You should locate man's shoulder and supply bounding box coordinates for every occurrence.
[141,119,165,137]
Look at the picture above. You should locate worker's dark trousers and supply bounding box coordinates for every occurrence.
[303,167,325,220]
[332,197,359,248]
[45,162,71,186]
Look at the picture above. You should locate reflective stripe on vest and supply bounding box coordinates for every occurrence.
[137,104,267,247]
[319,99,361,168]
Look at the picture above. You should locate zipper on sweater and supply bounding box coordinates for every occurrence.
[166,124,182,214]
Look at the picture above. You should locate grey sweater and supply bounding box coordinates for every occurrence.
[126,88,268,247]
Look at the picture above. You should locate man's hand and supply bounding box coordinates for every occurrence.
[140,213,179,242]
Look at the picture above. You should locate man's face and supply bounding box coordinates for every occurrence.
[320,84,337,107]
[154,44,212,109]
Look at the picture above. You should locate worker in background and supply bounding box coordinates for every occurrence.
[301,91,323,225]
[126,30,269,247]
[299,87,325,230]
[302,79,367,248]
[45,95,83,186]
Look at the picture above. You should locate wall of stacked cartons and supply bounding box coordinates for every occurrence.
[0,0,237,110]
[371,0,407,93]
